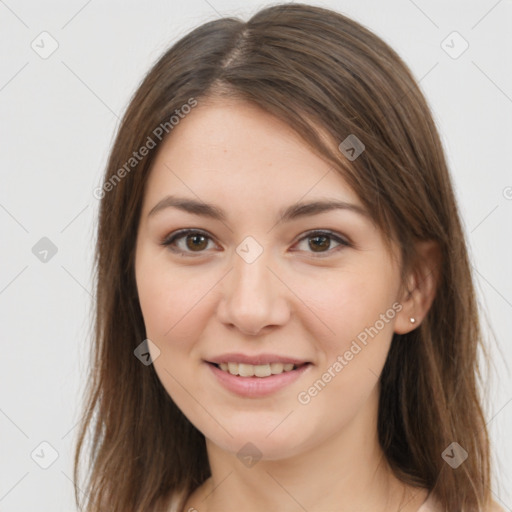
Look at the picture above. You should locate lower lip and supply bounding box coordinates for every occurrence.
[205,362,312,398]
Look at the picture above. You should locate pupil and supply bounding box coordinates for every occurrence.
[184,234,330,252]
[310,235,329,252]
[187,234,207,251]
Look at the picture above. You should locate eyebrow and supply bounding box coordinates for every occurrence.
[147,195,370,224]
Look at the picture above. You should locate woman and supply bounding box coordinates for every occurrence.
[74,3,505,511]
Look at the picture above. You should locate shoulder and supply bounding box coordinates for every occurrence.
[419,494,506,512]
[488,500,506,512]
[167,488,190,512]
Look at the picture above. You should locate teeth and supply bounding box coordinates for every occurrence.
[217,362,298,377]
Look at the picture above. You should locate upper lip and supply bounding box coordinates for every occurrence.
[206,353,310,366]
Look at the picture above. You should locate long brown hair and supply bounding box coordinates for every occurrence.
[74,3,495,510]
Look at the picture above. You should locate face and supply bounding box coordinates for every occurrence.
[134,98,406,460]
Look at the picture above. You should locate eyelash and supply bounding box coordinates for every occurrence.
[160,229,351,258]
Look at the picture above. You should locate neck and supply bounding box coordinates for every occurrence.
[183,389,428,512]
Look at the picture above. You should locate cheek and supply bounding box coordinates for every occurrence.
[136,253,204,342]
[135,255,212,407]
[292,265,397,385]
[293,267,390,339]
[293,274,395,429]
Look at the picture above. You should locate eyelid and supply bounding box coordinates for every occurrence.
[160,228,218,254]
[291,230,351,256]
[160,228,351,257]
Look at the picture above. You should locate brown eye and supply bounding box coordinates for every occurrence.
[185,233,208,251]
[161,229,215,255]
[161,229,350,258]
[294,230,350,257]
[308,234,331,252]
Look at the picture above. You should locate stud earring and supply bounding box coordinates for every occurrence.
[410,317,416,323]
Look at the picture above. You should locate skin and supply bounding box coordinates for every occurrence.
[134,98,440,512]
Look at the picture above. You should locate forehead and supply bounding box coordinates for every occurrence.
[144,99,362,209]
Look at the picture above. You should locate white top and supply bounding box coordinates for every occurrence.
[416,492,506,512]
[170,490,506,512]
[168,489,185,512]
[417,492,440,512]
[170,490,440,512]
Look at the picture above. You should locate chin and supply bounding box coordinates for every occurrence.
[210,433,308,462]
[201,417,315,461]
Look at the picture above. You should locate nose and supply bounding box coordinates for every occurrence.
[216,248,291,336]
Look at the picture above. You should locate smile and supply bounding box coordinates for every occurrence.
[205,361,312,398]
[214,362,302,377]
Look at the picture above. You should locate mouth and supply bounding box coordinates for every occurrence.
[205,360,312,398]
[207,361,311,378]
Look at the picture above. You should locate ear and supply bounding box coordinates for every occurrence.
[394,240,442,335]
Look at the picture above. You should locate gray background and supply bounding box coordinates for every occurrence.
[0,0,511,510]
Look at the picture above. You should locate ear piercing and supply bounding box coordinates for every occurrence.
[410,317,416,323]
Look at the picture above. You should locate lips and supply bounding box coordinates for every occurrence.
[206,359,312,397]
